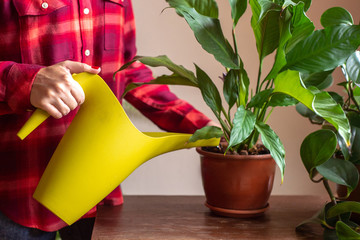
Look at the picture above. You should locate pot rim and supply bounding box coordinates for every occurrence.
[196,146,273,160]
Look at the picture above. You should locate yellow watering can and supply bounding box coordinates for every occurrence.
[17,73,219,225]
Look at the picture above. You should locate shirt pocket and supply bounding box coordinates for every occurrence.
[104,0,125,50]
[12,0,74,65]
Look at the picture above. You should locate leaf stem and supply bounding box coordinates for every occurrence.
[232,25,240,65]
[341,64,360,111]
[349,83,360,112]
[256,60,263,94]
[221,107,233,129]
[264,107,274,123]
[219,117,231,141]
[323,179,337,206]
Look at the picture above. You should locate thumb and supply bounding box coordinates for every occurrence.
[61,60,101,75]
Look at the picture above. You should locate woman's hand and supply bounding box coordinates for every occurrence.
[30,61,101,119]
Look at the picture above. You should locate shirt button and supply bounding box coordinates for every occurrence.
[84,49,91,56]
[41,2,49,9]
[83,8,90,15]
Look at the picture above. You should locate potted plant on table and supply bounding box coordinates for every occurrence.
[116,0,357,218]
[294,7,360,237]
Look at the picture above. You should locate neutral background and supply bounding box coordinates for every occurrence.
[121,0,360,196]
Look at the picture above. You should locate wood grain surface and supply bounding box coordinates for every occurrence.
[92,195,328,239]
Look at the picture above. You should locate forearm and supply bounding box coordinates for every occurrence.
[0,61,42,115]
[125,85,211,134]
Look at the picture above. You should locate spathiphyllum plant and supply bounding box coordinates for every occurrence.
[117,0,359,192]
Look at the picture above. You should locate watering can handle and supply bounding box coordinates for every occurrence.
[18,72,80,140]
[17,109,50,140]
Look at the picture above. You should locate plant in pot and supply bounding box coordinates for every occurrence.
[116,0,356,217]
[293,8,360,238]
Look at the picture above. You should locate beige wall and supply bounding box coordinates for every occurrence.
[121,0,360,196]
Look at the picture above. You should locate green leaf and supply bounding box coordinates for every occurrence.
[346,51,360,86]
[166,1,238,68]
[247,89,273,108]
[328,201,360,219]
[321,7,353,28]
[301,70,334,90]
[347,112,360,164]
[116,56,198,96]
[291,0,311,12]
[354,87,360,106]
[336,221,360,240]
[350,126,360,164]
[255,121,285,182]
[266,7,292,80]
[273,70,351,145]
[228,0,247,26]
[285,2,315,53]
[316,158,359,197]
[227,106,256,150]
[273,70,315,110]
[238,62,250,107]
[196,65,222,118]
[166,0,219,18]
[300,129,337,177]
[295,103,324,124]
[296,204,329,230]
[250,0,282,61]
[313,91,351,146]
[116,56,197,83]
[188,126,224,142]
[328,91,344,106]
[269,93,298,107]
[223,70,239,109]
[123,75,197,97]
[285,25,360,73]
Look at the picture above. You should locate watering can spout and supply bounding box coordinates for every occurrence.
[17,73,220,225]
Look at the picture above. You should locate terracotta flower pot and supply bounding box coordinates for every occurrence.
[197,147,276,218]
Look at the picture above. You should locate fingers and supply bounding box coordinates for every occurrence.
[61,60,101,75]
[30,60,98,119]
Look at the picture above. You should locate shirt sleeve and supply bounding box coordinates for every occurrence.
[0,61,42,115]
[122,1,211,134]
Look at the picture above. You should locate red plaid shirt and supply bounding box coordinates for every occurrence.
[0,0,210,232]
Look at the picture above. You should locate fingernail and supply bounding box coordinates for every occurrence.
[91,66,100,70]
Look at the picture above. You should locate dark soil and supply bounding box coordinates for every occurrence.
[202,143,270,155]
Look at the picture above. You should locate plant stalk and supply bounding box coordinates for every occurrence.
[256,60,263,94]
[323,179,337,206]
[221,107,233,129]
[349,83,360,112]
[232,26,240,65]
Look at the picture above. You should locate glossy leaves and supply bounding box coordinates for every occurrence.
[316,158,359,197]
[300,129,337,177]
[196,65,222,118]
[255,121,285,181]
[286,25,360,74]
[313,91,351,146]
[346,51,360,86]
[188,126,224,142]
[250,0,281,61]
[116,55,198,97]
[320,7,353,28]
[228,0,247,26]
[166,0,238,68]
[227,106,256,151]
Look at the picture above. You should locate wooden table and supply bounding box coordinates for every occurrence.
[91,195,328,239]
